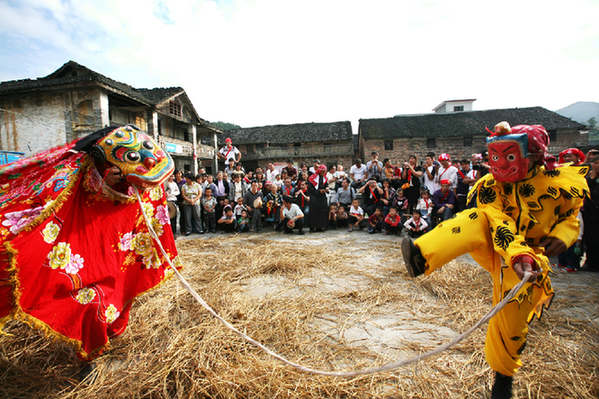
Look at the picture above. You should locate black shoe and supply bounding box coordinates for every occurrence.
[491,372,513,399]
[78,362,98,384]
[401,236,426,277]
[298,230,305,235]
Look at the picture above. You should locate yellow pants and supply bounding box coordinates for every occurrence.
[415,208,553,377]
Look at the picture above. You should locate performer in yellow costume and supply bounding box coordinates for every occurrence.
[402,122,588,399]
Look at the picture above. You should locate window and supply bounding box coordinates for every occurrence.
[169,101,182,118]
[294,143,302,147]
[463,136,473,147]
[453,106,464,112]
[247,144,255,154]
[547,129,557,142]
[427,138,436,148]
[324,143,332,153]
[384,140,394,151]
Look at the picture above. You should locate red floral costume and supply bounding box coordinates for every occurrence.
[0,126,179,360]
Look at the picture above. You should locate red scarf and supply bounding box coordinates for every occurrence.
[223,145,233,160]
[300,189,306,207]
[369,186,379,203]
[308,165,328,188]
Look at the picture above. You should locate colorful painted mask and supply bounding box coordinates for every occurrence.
[94,125,174,189]
[486,133,529,183]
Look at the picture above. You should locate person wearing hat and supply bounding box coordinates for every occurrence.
[402,122,589,398]
[217,137,241,164]
[281,196,305,235]
[558,148,585,165]
[434,153,458,194]
[431,178,455,224]
[307,164,329,232]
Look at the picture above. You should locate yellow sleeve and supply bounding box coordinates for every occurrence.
[547,166,589,248]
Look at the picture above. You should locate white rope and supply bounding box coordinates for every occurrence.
[134,187,532,377]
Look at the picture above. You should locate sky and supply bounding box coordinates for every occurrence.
[0,0,598,133]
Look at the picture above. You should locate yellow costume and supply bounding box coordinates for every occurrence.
[415,164,588,376]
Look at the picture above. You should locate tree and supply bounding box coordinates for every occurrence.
[212,121,241,131]
[587,117,597,129]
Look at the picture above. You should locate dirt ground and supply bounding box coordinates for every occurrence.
[1,227,598,398]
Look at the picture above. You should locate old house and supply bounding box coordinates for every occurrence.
[221,121,355,171]
[0,61,221,173]
[359,106,588,163]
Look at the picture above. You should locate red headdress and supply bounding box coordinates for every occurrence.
[558,148,585,165]
[308,164,328,188]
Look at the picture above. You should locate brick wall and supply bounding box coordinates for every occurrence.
[364,129,589,164]
[363,136,488,164]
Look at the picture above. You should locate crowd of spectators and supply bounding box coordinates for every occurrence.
[164,148,599,272]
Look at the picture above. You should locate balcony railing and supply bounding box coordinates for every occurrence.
[242,143,354,160]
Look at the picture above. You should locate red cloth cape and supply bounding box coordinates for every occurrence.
[0,143,179,360]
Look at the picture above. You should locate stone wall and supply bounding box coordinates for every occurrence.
[0,89,109,156]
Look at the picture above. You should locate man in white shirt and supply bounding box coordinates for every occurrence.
[350,158,368,189]
[265,162,279,182]
[423,152,440,194]
[434,153,458,194]
[280,196,305,235]
[217,138,241,164]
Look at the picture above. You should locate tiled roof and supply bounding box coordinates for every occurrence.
[0,61,183,107]
[359,107,586,139]
[222,121,353,145]
[136,87,184,104]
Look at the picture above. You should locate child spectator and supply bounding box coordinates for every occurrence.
[380,178,395,215]
[348,198,364,232]
[273,174,284,190]
[416,189,434,227]
[337,205,348,228]
[328,203,338,229]
[392,188,409,215]
[217,206,236,233]
[404,209,428,238]
[234,197,247,221]
[384,207,402,235]
[201,187,217,233]
[367,207,385,234]
[237,209,251,233]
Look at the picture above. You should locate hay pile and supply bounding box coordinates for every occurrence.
[1,234,597,398]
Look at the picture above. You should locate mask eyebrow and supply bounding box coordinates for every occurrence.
[502,144,515,153]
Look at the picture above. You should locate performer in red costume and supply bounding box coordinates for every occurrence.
[0,125,180,367]
[402,122,589,399]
